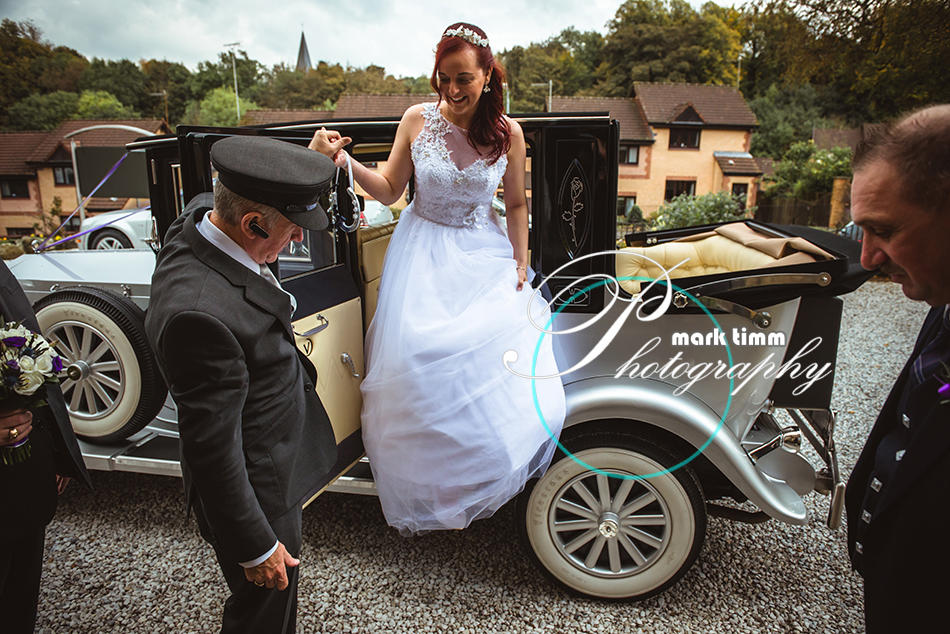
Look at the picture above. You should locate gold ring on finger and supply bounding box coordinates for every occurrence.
[254,581,265,587]
[9,427,18,440]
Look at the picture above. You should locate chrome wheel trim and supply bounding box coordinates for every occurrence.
[95,236,127,249]
[50,319,126,421]
[549,468,672,579]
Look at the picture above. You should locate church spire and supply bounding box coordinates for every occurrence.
[296,32,312,72]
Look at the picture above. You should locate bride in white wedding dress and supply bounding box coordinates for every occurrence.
[310,23,565,536]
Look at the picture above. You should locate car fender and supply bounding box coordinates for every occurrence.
[80,208,152,249]
[561,375,808,524]
[8,250,155,311]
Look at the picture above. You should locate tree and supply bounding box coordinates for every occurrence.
[33,45,87,94]
[593,0,742,97]
[403,75,432,95]
[255,61,347,110]
[78,58,148,111]
[190,87,258,126]
[765,140,852,198]
[745,1,950,124]
[0,19,86,127]
[75,90,139,119]
[343,65,407,94]
[748,83,831,158]
[796,0,950,121]
[7,91,79,130]
[34,196,63,238]
[190,51,264,104]
[739,3,815,98]
[498,27,605,112]
[140,59,194,125]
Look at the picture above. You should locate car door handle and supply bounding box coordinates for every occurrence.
[294,314,329,337]
[341,353,360,378]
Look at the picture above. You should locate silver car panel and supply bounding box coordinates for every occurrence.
[8,250,155,310]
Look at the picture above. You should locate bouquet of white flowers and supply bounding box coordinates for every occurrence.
[0,321,64,465]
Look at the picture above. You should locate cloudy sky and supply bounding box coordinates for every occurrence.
[1,0,719,78]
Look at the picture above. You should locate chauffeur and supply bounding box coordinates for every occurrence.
[845,105,950,633]
[145,136,338,633]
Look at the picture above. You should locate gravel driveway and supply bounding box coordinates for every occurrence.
[35,279,928,634]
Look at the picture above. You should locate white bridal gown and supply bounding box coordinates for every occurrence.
[360,103,566,536]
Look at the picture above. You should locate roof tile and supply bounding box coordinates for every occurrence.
[634,83,757,127]
[0,132,48,176]
[241,109,335,126]
[333,94,439,119]
[715,155,762,176]
[550,96,653,142]
[27,119,168,164]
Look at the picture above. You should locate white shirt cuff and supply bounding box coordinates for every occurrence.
[239,541,278,568]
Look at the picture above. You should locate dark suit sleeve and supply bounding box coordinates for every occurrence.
[159,309,276,563]
[0,260,91,489]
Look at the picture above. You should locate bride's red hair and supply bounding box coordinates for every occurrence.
[430,23,510,164]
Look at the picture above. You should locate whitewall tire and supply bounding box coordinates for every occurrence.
[518,433,706,600]
[34,287,166,444]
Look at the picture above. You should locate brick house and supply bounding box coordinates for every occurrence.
[0,131,51,237]
[0,119,168,237]
[553,83,761,218]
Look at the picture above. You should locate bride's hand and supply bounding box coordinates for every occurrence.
[309,128,352,167]
[516,266,527,291]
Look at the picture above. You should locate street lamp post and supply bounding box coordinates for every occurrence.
[224,42,241,123]
[530,79,553,112]
[149,90,168,123]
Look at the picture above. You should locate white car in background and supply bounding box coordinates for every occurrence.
[80,207,155,250]
[360,200,394,227]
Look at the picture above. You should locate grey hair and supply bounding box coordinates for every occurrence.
[213,180,283,229]
[853,104,950,214]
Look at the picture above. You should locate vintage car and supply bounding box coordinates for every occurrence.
[8,114,873,601]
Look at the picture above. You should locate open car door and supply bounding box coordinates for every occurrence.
[170,121,400,503]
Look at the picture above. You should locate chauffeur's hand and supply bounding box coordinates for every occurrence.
[0,408,32,447]
[309,128,352,168]
[245,541,299,591]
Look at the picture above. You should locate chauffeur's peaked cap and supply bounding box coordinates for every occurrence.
[210,136,335,231]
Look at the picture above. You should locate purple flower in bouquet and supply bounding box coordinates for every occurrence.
[0,321,63,465]
[2,335,25,348]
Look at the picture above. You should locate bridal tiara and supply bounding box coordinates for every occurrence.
[442,26,490,48]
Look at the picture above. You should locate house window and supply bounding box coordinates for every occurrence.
[619,144,639,165]
[54,167,75,186]
[669,128,700,149]
[732,183,749,209]
[6,227,34,237]
[617,196,638,219]
[665,180,696,202]
[0,180,30,199]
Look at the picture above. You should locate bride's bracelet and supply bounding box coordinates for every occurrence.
[516,266,526,273]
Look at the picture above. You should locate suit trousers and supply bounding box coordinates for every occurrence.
[195,498,303,634]
[0,420,58,634]
[0,527,46,634]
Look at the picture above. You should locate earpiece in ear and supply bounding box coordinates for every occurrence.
[249,220,270,239]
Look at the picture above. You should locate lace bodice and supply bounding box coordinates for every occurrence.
[410,103,508,230]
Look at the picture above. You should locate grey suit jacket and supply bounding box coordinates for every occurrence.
[145,202,337,564]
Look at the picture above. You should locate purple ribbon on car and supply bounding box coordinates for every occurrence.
[35,152,133,252]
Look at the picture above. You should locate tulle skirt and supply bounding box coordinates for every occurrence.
[360,204,566,536]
